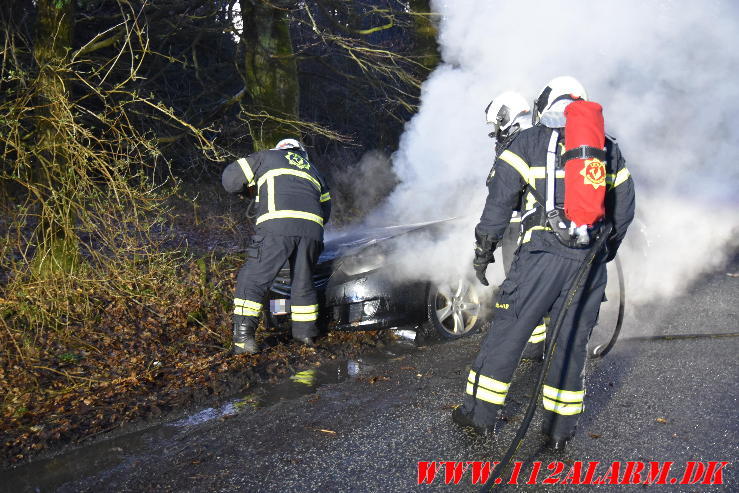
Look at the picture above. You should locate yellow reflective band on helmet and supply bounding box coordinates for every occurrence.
[257,168,321,191]
[292,304,319,314]
[542,385,585,403]
[542,397,584,415]
[320,192,331,203]
[234,306,260,317]
[235,298,262,310]
[237,158,255,186]
[468,370,510,393]
[521,225,551,244]
[256,210,324,226]
[499,150,531,184]
[466,382,506,405]
[606,167,631,189]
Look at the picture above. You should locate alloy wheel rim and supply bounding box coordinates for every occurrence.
[435,279,480,335]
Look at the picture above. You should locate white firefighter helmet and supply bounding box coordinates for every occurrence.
[484,91,531,140]
[533,76,588,125]
[273,138,305,151]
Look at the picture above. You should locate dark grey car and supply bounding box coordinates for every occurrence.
[266,218,488,340]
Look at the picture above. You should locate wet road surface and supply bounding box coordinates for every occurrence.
[2,261,737,492]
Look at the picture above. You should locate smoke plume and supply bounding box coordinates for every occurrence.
[368,0,739,302]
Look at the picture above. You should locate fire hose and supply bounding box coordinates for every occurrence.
[589,254,625,358]
[481,222,613,491]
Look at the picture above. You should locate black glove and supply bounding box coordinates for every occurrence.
[473,232,497,286]
[605,238,621,262]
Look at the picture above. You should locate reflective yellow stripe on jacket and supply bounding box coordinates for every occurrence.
[499,150,531,184]
[237,158,255,186]
[607,167,631,189]
[257,168,322,191]
[255,168,326,227]
[256,211,324,226]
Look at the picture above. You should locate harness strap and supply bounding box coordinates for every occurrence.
[545,130,559,212]
[562,145,606,164]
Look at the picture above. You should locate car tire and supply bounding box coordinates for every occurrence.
[421,278,484,340]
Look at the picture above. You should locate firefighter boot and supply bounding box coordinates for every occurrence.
[542,416,575,451]
[451,406,499,437]
[545,436,571,451]
[232,322,258,355]
[294,335,315,347]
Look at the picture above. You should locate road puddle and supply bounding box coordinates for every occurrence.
[1,340,417,493]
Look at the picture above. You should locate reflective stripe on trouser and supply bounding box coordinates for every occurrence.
[542,385,585,415]
[461,241,607,436]
[528,321,547,343]
[234,298,262,318]
[465,370,510,407]
[291,304,318,322]
[234,234,323,339]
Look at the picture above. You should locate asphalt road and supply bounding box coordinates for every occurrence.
[3,259,737,492]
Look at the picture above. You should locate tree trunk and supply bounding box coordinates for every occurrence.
[32,0,79,275]
[409,0,440,72]
[240,0,300,151]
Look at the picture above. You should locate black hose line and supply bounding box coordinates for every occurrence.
[245,198,259,221]
[589,255,625,358]
[481,223,613,492]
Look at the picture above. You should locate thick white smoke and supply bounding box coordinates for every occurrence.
[369,0,739,302]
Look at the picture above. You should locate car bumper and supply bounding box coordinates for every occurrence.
[269,268,428,332]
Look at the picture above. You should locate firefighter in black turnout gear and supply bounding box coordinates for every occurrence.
[484,91,548,359]
[222,139,331,354]
[454,77,635,449]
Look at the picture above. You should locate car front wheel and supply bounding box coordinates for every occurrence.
[423,278,484,340]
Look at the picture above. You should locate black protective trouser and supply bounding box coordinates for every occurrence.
[501,222,547,356]
[233,234,322,339]
[462,242,607,439]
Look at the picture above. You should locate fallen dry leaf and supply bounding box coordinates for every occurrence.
[656,417,668,424]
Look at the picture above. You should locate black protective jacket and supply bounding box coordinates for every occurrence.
[222,148,331,241]
[477,124,635,260]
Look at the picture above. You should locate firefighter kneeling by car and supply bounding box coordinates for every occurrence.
[222,139,331,355]
[453,76,635,450]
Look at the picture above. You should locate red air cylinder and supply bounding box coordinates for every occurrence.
[563,100,606,227]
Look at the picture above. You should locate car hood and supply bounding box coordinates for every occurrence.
[319,217,462,263]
